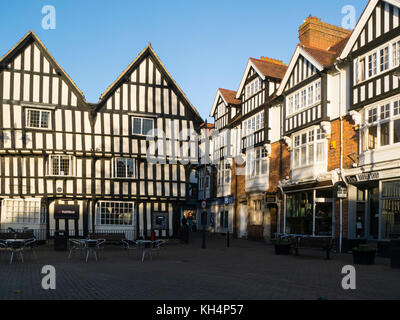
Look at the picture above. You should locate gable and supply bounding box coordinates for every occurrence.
[0,32,87,109]
[285,54,319,92]
[277,46,323,96]
[236,60,265,99]
[97,46,202,124]
[341,0,400,58]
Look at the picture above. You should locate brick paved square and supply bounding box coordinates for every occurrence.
[0,234,399,300]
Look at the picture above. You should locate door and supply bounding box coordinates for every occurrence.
[368,187,380,239]
[239,203,248,238]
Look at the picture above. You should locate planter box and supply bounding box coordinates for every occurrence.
[275,244,291,255]
[353,250,376,265]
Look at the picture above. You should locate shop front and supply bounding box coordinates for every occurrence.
[347,169,400,241]
[283,182,335,238]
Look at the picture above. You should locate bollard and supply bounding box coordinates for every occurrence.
[202,229,206,249]
[227,231,230,248]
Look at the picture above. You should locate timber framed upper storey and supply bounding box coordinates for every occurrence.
[0,30,203,238]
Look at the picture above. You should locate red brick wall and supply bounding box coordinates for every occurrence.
[328,116,359,172]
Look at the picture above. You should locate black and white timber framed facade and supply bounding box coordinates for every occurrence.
[0,31,203,240]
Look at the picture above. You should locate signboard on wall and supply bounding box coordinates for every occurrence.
[54,205,79,220]
[334,182,348,199]
[152,212,169,230]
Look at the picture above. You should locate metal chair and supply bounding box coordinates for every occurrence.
[85,240,101,263]
[68,239,85,260]
[24,238,38,260]
[153,240,167,256]
[122,239,140,259]
[8,241,25,265]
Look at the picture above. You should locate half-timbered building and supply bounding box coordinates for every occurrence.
[340,0,400,243]
[276,16,354,249]
[0,31,203,240]
[235,57,287,240]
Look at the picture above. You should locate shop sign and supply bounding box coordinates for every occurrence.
[346,172,380,184]
[54,205,79,220]
[334,182,348,199]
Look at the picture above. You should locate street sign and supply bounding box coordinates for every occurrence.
[201,200,207,209]
[334,182,348,199]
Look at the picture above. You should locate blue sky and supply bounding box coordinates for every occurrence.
[0,0,368,121]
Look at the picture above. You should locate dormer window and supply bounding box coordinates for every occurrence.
[245,78,261,100]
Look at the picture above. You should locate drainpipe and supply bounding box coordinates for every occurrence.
[334,63,345,253]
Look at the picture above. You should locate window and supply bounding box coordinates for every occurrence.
[113,158,136,179]
[362,98,400,151]
[287,80,321,116]
[1,199,45,225]
[368,53,377,77]
[217,161,231,186]
[381,181,400,239]
[245,78,261,99]
[394,41,400,67]
[380,47,390,72]
[132,117,154,136]
[359,58,366,82]
[48,155,74,176]
[244,111,264,137]
[96,201,134,226]
[26,109,51,129]
[292,128,326,168]
[247,147,268,178]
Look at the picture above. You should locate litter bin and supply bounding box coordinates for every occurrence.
[391,240,400,269]
[54,230,68,251]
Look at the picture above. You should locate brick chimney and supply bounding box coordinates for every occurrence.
[299,15,352,50]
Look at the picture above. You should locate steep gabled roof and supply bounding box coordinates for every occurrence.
[340,0,400,59]
[219,89,241,106]
[210,88,240,117]
[236,57,287,99]
[0,30,87,105]
[276,36,350,96]
[97,44,202,122]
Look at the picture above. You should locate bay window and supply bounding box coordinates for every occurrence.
[244,111,264,137]
[362,97,400,151]
[292,128,326,168]
[247,147,268,178]
[356,38,400,84]
[217,161,231,186]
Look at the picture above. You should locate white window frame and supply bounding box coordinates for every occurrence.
[244,111,265,137]
[361,96,400,152]
[245,78,261,100]
[112,158,136,179]
[247,146,269,178]
[47,155,75,177]
[292,128,326,169]
[25,108,52,130]
[95,201,135,226]
[356,36,400,85]
[1,198,46,225]
[132,117,154,136]
[286,80,321,116]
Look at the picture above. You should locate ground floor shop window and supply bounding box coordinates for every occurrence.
[1,199,45,225]
[285,190,333,236]
[95,202,134,226]
[381,180,400,239]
